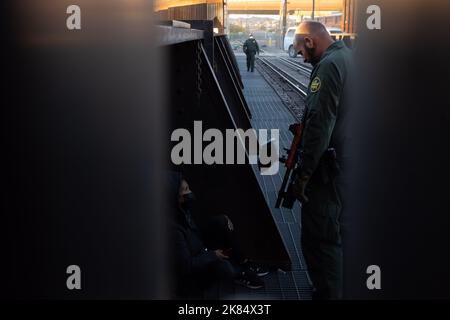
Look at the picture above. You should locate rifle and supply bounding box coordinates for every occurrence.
[275,123,304,209]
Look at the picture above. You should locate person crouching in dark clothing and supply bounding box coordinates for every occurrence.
[168,172,265,298]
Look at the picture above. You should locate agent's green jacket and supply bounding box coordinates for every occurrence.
[301,40,352,179]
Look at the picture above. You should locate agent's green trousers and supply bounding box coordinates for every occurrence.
[301,173,343,300]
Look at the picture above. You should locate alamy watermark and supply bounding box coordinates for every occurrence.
[66,5,81,30]
[66,265,81,290]
[366,5,381,30]
[366,265,381,290]
[171,121,280,175]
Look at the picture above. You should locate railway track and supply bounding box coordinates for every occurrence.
[282,57,313,71]
[256,57,308,120]
[258,57,308,97]
[278,57,312,77]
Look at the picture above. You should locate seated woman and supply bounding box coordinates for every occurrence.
[168,171,267,298]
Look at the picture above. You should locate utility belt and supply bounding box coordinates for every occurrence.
[318,148,341,185]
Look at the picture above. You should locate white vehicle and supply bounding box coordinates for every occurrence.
[283,27,297,58]
[284,26,344,58]
[327,27,343,34]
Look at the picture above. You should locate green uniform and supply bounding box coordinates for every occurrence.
[300,41,352,299]
[243,38,259,72]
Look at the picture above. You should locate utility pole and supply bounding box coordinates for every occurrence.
[312,0,315,20]
[281,0,287,49]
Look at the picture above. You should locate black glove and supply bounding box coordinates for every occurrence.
[293,175,310,203]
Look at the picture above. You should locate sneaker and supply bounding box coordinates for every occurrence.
[234,271,264,289]
[243,261,270,277]
[249,265,269,277]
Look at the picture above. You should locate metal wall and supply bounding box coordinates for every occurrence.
[164,35,291,269]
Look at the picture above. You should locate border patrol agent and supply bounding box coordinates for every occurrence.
[292,21,352,299]
[243,34,259,72]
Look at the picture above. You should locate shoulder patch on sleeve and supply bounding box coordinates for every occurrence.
[310,76,321,93]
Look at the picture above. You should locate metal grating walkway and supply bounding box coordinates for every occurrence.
[233,56,312,300]
[201,56,312,300]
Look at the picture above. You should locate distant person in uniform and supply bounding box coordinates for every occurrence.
[243,34,259,72]
[292,21,352,299]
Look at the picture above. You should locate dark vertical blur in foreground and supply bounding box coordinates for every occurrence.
[0,1,168,298]
[345,0,450,299]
